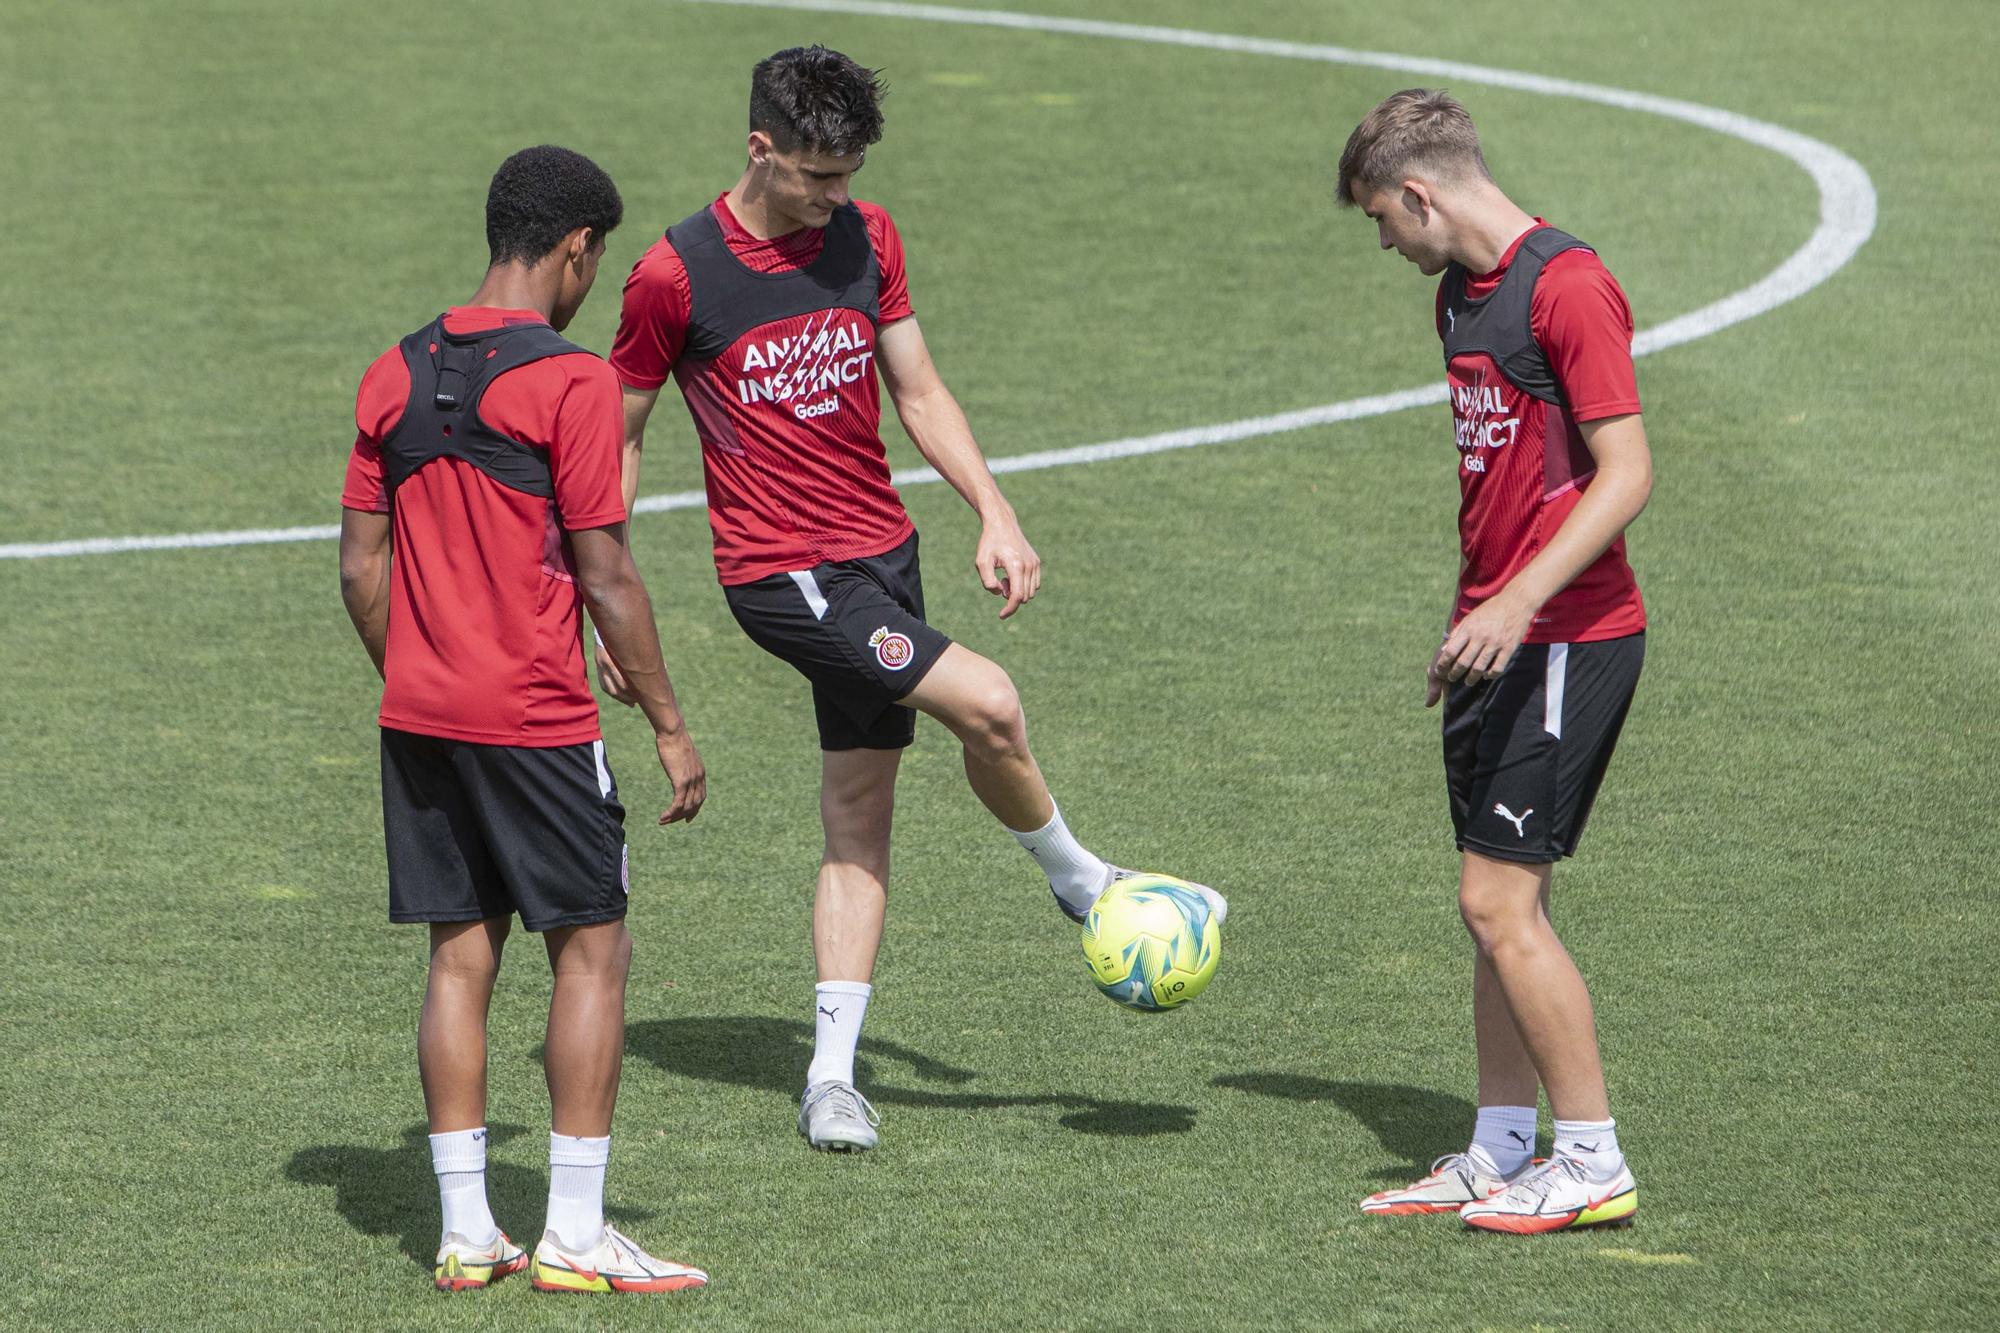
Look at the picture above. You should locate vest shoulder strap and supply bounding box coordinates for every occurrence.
[1438,226,1592,404]
[668,203,882,364]
[382,316,587,499]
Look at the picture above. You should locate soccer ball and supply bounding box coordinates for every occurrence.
[1079,874,1220,1011]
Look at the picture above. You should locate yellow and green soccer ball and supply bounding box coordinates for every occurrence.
[1079,874,1220,1011]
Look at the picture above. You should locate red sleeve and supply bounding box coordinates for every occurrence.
[1433,281,1448,340]
[1531,250,1641,423]
[609,238,692,391]
[340,347,409,513]
[550,357,630,531]
[860,202,913,324]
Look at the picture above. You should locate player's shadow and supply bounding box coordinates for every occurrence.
[627,1015,1196,1137]
[1213,1074,1478,1179]
[284,1121,654,1268]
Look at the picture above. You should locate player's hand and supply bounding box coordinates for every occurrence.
[596,641,638,706]
[1428,592,1536,705]
[655,729,706,825]
[1423,653,1452,709]
[975,509,1041,619]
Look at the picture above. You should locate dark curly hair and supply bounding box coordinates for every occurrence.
[750,46,886,156]
[484,145,623,266]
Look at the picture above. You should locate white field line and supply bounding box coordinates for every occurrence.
[0,2,1874,562]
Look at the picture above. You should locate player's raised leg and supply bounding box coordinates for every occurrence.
[530,920,708,1293]
[799,747,897,1152]
[903,644,1228,926]
[420,918,531,1290]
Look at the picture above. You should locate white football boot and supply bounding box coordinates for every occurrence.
[1360,1152,1525,1216]
[433,1230,529,1291]
[1460,1155,1638,1233]
[798,1080,881,1152]
[529,1225,708,1294]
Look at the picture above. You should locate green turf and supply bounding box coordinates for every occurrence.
[2,0,1995,1327]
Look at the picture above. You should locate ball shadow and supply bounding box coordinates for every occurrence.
[627,1015,1196,1137]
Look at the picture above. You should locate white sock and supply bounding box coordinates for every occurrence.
[1011,804,1109,914]
[545,1132,610,1252]
[429,1127,498,1246]
[806,981,872,1087]
[1553,1117,1624,1180]
[1467,1104,1537,1177]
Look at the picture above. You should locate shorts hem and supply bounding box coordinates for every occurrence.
[819,734,916,753]
[389,909,506,925]
[1455,838,1564,866]
[519,905,628,933]
[885,637,948,702]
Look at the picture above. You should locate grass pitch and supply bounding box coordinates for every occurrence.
[2,0,1995,1328]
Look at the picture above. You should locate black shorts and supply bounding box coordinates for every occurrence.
[380,728,629,932]
[723,532,952,751]
[1443,634,1644,865]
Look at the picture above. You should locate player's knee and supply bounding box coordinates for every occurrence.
[822,770,897,835]
[1458,885,1529,957]
[430,948,500,987]
[553,919,631,982]
[430,921,507,983]
[960,675,1027,761]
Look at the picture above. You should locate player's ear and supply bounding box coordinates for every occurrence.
[747,129,774,166]
[1402,179,1434,222]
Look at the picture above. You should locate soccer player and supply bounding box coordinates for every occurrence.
[339,145,710,1292]
[1335,91,1650,1233]
[604,46,1226,1152]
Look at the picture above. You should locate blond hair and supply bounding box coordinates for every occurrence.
[1336,88,1491,206]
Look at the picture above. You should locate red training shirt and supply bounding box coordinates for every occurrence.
[1436,224,1647,643]
[611,194,916,585]
[341,307,628,746]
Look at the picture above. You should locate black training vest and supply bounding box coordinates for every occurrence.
[665,202,881,363]
[1437,226,1592,405]
[380,315,587,500]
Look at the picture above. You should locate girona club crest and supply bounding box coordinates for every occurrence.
[869,626,915,671]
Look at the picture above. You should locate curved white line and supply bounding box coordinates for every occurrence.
[0,2,1873,561]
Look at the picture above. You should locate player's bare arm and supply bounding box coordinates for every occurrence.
[572,521,706,824]
[617,384,660,521]
[593,384,665,706]
[1427,413,1652,704]
[337,507,392,678]
[875,316,1041,618]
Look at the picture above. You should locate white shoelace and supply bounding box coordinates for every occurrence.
[1503,1155,1588,1205]
[821,1083,880,1127]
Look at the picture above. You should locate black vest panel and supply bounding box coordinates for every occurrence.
[666,202,881,363]
[1438,227,1592,406]
[381,316,586,499]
